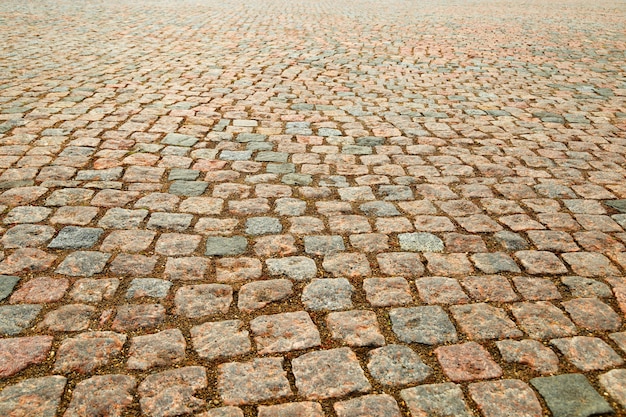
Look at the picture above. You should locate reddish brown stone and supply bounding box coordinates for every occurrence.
[0,248,57,274]
[0,336,53,377]
[322,252,371,278]
[64,374,137,417]
[219,358,292,405]
[215,257,262,282]
[424,253,473,276]
[139,366,207,417]
[496,339,560,374]
[461,275,518,302]
[562,297,622,331]
[127,329,186,370]
[469,380,542,417]
[551,336,623,371]
[435,342,502,382]
[9,276,69,304]
[376,252,424,277]
[111,304,166,332]
[54,331,126,373]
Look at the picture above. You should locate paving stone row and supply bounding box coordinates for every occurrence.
[1,0,626,415]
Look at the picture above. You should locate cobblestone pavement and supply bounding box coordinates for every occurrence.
[1,0,626,415]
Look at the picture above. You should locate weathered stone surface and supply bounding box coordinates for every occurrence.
[139,366,207,417]
[0,248,57,274]
[40,304,95,332]
[551,336,623,371]
[251,311,321,353]
[435,342,502,382]
[266,256,317,280]
[127,329,186,370]
[69,278,119,303]
[327,309,385,347]
[363,277,413,307]
[599,369,626,409]
[54,331,126,373]
[0,335,53,377]
[219,358,292,405]
[64,374,137,417]
[531,374,613,417]
[0,274,19,301]
[258,402,323,417]
[334,394,402,417]
[111,304,166,332]
[1,224,55,248]
[496,339,560,374]
[205,236,248,256]
[174,284,232,318]
[0,304,41,335]
[48,226,103,249]
[398,232,444,252]
[450,303,523,340]
[511,301,577,340]
[0,376,67,417]
[389,306,458,345]
[292,347,371,399]
[367,344,432,386]
[237,279,293,312]
[469,380,542,417]
[302,278,354,311]
[400,383,473,417]
[215,257,262,282]
[9,276,69,303]
[55,251,110,277]
[191,320,251,360]
[561,297,622,331]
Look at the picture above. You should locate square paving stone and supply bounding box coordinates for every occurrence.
[363,277,413,307]
[0,248,57,275]
[63,374,136,417]
[111,304,166,332]
[56,251,110,277]
[139,366,207,417]
[389,306,458,345]
[470,252,521,274]
[303,235,345,255]
[398,232,444,252]
[169,180,208,196]
[9,276,69,303]
[468,380,542,417]
[0,376,67,417]
[1,224,55,248]
[435,342,502,382]
[265,256,317,281]
[599,369,626,409]
[174,284,233,319]
[40,304,96,332]
[561,297,622,331]
[206,236,248,256]
[327,310,385,347]
[127,329,186,370]
[511,301,577,340]
[561,252,621,277]
[550,336,623,371]
[531,374,613,417]
[334,394,401,417]
[415,276,470,304]
[322,253,371,278]
[53,331,126,374]
[0,304,42,335]
[251,311,321,354]
[219,358,292,405]
[515,250,568,275]
[258,402,323,417]
[191,320,251,361]
[146,212,193,231]
[237,279,293,312]
[69,278,119,303]
[292,347,371,400]
[400,383,473,417]
[164,256,209,281]
[100,229,156,253]
[0,336,53,377]
[496,339,559,374]
[461,275,518,302]
[154,233,201,256]
[97,208,148,229]
[215,257,262,283]
[125,278,172,299]
[4,206,52,224]
[302,278,354,311]
[367,344,432,386]
[450,303,523,341]
[376,252,425,277]
[512,276,561,301]
[561,276,612,298]
[109,254,157,276]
